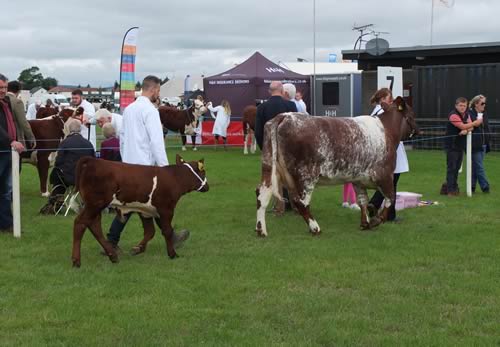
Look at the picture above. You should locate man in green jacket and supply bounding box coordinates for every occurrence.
[6,81,36,149]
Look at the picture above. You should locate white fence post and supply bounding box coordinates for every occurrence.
[11,149,21,238]
[466,131,472,198]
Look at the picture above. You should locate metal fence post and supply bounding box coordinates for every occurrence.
[466,131,472,197]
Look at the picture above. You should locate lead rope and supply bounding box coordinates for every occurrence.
[183,163,207,191]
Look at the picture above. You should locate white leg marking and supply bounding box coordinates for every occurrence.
[384,198,392,208]
[308,219,321,234]
[256,185,272,237]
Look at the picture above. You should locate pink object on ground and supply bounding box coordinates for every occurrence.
[395,192,423,210]
[343,183,357,204]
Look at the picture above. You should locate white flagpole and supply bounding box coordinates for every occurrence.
[430,0,435,45]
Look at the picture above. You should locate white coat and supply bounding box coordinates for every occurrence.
[370,104,409,174]
[110,113,123,137]
[78,99,97,149]
[208,104,231,137]
[120,96,168,166]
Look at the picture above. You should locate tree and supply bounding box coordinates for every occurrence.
[114,80,120,90]
[41,77,58,90]
[18,66,44,90]
[162,76,170,84]
[86,84,91,88]
[135,81,142,90]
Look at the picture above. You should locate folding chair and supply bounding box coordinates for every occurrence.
[54,186,82,216]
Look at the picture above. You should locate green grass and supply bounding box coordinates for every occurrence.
[1,148,499,346]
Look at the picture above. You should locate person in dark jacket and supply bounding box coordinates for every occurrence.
[0,73,26,233]
[444,97,481,196]
[468,94,490,193]
[255,81,297,213]
[255,81,297,150]
[40,119,94,214]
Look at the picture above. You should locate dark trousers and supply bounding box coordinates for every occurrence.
[107,213,162,245]
[446,150,463,193]
[369,173,400,221]
[48,168,68,203]
[0,153,12,229]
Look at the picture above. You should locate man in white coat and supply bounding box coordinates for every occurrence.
[71,89,96,149]
[95,108,123,137]
[104,75,189,252]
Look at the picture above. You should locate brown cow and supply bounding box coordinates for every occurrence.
[158,99,208,151]
[36,106,59,119]
[255,97,418,237]
[242,105,257,154]
[25,108,82,196]
[71,154,209,267]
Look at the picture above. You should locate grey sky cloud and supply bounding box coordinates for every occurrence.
[3,0,499,86]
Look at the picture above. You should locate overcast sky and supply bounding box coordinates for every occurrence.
[3,0,498,86]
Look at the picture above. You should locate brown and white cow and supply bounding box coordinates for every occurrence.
[158,99,208,151]
[24,108,81,196]
[71,154,209,267]
[242,105,257,155]
[255,96,418,237]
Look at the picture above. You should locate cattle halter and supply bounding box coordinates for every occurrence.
[183,163,207,191]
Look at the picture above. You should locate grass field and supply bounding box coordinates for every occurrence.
[1,147,499,346]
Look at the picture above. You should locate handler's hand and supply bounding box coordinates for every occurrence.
[11,141,25,153]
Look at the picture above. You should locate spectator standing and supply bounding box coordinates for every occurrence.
[71,89,96,150]
[367,88,408,221]
[0,73,25,233]
[444,97,481,196]
[295,91,308,114]
[6,81,36,150]
[255,81,297,150]
[207,99,231,150]
[468,94,490,193]
[26,100,41,120]
[95,108,123,137]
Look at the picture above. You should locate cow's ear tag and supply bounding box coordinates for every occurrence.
[198,161,205,171]
[398,105,404,111]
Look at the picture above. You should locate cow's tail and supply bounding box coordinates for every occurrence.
[269,115,288,201]
[74,156,94,194]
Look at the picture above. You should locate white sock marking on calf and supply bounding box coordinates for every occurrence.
[384,198,392,208]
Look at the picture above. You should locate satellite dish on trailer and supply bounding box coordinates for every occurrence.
[366,38,389,56]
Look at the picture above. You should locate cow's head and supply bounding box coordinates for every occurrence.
[390,96,419,141]
[192,99,208,118]
[176,154,209,192]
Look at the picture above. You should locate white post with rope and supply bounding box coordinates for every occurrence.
[466,131,472,197]
[11,148,21,238]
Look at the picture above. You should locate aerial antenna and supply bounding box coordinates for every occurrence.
[352,23,374,50]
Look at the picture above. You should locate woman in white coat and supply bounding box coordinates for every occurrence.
[368,88,409,222]
[207,99,231,150]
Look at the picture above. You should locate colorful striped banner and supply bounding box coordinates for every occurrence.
[119,27,139,111]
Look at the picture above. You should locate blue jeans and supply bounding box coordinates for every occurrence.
[472,146,490,191]
[0,152,13,229]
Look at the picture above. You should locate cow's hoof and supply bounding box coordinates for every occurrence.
[109,253,119,263]
[369,217,382,229]
[310,230,321,236]
[130,245,145,256]
[360,223,370,231]
[72,259,81,268]
[168,252,178,259]
[255,229,267,237]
